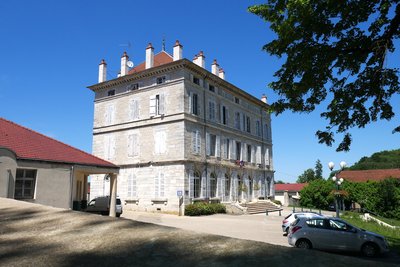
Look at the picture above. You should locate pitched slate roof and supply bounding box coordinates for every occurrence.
[0,118,117,168]
[337,169,400,183]
[275,183,308,192]
[128,51,173,74]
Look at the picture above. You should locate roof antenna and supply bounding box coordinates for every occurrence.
[162,35,166,51]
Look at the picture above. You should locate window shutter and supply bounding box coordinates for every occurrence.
[159,93,165,115]
[128,134,134,157]
[196,130,201,154]
[206,133,210,156]
[189,172,194,198]
[201,172,206,198]
[149,95,156,116]
[241,142,245,161]
[192,131,196,153]
[160,172,165,197]
[155,174,159,197]
[252,146,256,163]
[216,135,220,157]
[256,146,261,164]
[242,143,247,162]
[222,139,227,159]
[104,135,109,159]
[135,134,140,156]
[129,100,135,120]
[188,92,192,114]
[197,95,201,116]
[218,174,223,197]
[265,147,270,166]
[127,172,132,197]
[231,140,236,160]
[242,113,246,131]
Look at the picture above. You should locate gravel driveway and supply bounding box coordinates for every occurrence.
[0,198,398,267]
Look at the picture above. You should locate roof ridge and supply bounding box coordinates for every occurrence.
[0,117,117,167]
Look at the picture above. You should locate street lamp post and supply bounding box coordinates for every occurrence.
[328,161,346,218]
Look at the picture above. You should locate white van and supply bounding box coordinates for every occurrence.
[85,196,123,217]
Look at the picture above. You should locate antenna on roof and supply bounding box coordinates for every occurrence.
[162,35,166,51]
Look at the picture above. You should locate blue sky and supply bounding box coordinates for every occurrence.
[1,0,399,182]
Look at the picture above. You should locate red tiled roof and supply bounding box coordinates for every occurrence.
[275,183,308,192]
[338,169,400,183]
[128,51,173,74]
[0,118,117,168]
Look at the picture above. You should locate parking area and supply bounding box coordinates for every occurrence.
[121,207,332,247]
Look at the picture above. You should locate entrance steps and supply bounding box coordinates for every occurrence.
[240,200,282,215]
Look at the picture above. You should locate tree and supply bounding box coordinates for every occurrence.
[249,1,400,151]
[315,159,323,179]
[297,168,315,183]
[275,180,286,184]
[299,179,334,209]
[350,149,400,169]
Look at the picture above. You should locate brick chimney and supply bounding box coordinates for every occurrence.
[218,68,225,80]
[145,43,154,69]
[98,59,107,83]
[211,59,219,76]
[261,94,267,103]
[173,40,183,61]
[120,51,129,76]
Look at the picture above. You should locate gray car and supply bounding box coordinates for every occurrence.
[281,212,322,235]
[288,217,389,257]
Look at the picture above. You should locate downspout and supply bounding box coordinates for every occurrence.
[69,165,74,209]
[202,74,209,200]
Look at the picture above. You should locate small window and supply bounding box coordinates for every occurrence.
[129,83,139,90]
[193,76,200,85]
[108,90,115,96]
[236,141,241,160]
[156,76,166,84]
[235,97,240,104]
[209,85,215,92]
[15,169,37,199]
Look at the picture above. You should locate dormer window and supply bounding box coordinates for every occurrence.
[108,90,115,96]
[209,85,215,92]
[235,97,240,104]
[156,76,166,84]
[127,83,139,91]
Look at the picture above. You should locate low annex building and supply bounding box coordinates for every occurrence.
[337,169,400,183]
[88,41,275,214]
[274,183,307,207]
[0,118,119,212]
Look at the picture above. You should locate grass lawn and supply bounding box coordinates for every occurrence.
[341,212,400,254]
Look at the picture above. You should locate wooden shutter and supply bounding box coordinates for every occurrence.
[149,95,156,116]
[231,140,236,160]
[206,133,210,156]
[216,135,220,158]
[256,146,261,164]
[159,93,165,115]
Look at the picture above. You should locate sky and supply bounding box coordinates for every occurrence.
[1,0,399,183]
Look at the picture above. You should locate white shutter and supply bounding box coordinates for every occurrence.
[222,138,227,159]
[192,131,197,153]
[188,92,192,114]
[129,100,135,120]
[201,172,206,198]
[242,143,247,162]
[127,172,132,197]
[252,146,256,163]
[196,130,201,154]
[128,134,134,157]
[256,146,262,164]
[155,174,159,197]
[241,142,245,161]
[197,94,201,116]
[149,95,156,116]
[231,140,236,160]
[160,172,165,197]
[161,131,166,154]
[135,134,140,156]
[189,172,194,198]
[265,147,270,166]
[242,113,246,131]
[159,93,165,115]
[104,135,109,159]
[216,135,220,157]
[206,133,210,156]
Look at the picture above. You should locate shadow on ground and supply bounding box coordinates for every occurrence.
[0,198,398,267]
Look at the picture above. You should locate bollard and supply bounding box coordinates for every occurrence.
[301,207,304,212]
[279,210,281,216]
[292,206,295,213]
[266,210,268,216]
[319,209,321,215]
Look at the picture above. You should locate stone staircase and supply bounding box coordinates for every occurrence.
[240,200,282,215]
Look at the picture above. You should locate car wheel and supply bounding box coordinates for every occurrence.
[296,239,311,249]
[116,213,121,218]
[283,227,288,236]
[361,242,379,257]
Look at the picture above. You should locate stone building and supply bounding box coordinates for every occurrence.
[88,41,274,213]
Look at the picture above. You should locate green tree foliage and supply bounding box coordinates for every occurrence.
[297,168,315,183]
[249,1,400,151]
[350,149,400,170]
[315,159,323,179]
[299,179,334,209]
[275,180,286,184]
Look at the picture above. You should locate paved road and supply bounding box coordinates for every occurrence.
[122,207,334,247]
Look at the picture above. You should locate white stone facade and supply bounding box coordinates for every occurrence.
[88,47,274,214]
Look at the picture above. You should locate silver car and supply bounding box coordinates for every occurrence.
[281,212,322,235]
[288,217,389,257]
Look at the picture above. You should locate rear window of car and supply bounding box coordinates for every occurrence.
[116,199,121,205]
[284,214,292,219]
[291,218,300,226]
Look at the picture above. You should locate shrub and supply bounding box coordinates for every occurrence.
[185,202,226,216]
[272,200,282,206]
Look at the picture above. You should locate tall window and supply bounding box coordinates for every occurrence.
[192,171,201,198]
[256,120,261,137]
[221,105,227,125]
[127,173,137,198]
[104,134,115,160]
[224,138,230,159]
[236,141,241,160]
[154,172,165,197]
[190,93,199,115]
[246,116,251,133]
[104,104,115,125]
[207,133,217,156]
[129,99,140,120]
[150,94,165,116]
[154,130,166,154]
[208,101,216,121]
[234,112,241,130]
[224,173,231,197]
[128,133,139,157]
[210,173,217,198]
[15,169,36,199]
[193,76,200,85]
[192,130,201,154]
[247,144,252,163]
